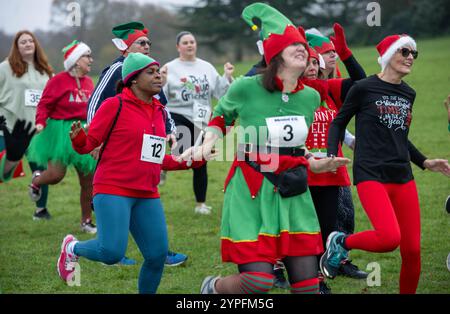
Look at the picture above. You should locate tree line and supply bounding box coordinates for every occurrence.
[1,0,448,72]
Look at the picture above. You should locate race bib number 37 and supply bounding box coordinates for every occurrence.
[24,89,42,107]
[193,101,211,124]
[141,134,166,164]
[265,116,308,147]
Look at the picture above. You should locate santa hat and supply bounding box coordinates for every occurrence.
[62,40,91,71]
[242,3,307,65]
[305,31,335,55]
[122,53,159,84]
[111,21,149,52]
[376,34,416,71]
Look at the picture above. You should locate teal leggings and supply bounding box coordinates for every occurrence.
[74,194,168,294]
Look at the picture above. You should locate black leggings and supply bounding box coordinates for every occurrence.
[171,113,207,203]
[238,256,318,284]
[309,186,340,266]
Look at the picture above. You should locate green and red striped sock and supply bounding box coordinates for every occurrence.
[239,272,275,294]
[290,277,319,294]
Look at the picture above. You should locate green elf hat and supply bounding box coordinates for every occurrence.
[242,2,307,65]
[122,53,159,84]
[111,21,149,51]
[305,30,335,54]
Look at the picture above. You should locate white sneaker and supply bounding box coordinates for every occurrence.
[195,204,212,215]
[200,275,219,294]
[28,171,42,202]
[81,220,97,234]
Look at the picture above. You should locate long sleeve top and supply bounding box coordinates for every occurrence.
[163,58,231,128]
[35,71,93,127]
[0,60,49,133]
[328,74,427,185]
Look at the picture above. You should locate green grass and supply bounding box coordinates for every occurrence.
[1,37,450,294]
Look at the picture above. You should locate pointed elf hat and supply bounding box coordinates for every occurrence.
[111,21,149,52]
[62,40,91,71]
[376,34,416,71]
[242,2,307,65]
[305,29,335,55]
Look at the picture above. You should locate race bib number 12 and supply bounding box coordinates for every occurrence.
[141,134,166,164]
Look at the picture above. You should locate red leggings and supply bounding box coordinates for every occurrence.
[345,180,421,294]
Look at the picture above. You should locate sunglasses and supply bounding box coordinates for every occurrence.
[134,39,152,47]
[398,47,418,59]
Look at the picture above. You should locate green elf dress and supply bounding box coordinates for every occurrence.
[207,75,324,265]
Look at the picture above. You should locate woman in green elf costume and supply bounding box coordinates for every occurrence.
[178,3,350,294]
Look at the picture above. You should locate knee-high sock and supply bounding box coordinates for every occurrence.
[290,277,319,294]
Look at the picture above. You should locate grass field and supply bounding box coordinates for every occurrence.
[0,36,449,294]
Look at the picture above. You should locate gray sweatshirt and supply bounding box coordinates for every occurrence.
[163,58,231,128]
[0,60,50,133]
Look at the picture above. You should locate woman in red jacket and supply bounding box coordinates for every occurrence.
[57,53,199,294]
[27,40,96,233]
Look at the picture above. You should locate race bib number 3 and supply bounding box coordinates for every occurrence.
[141,134,166,164]
[24,89,42,107]
[265,116,308,147]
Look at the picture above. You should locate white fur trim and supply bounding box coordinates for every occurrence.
[305,28,325,37]
[378,36,416,71]
[318,54,326,69]
[112,38,128,51]
[64,43,91,71]
[256,40,264,56]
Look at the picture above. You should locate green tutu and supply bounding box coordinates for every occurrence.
[27,118,96,174]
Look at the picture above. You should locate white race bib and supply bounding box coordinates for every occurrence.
[265,116,308,147]
[140,134,166,164]
[193,101,211,124]
[24,89,42,107]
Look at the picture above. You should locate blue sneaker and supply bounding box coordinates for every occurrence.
[102,256,137,266]
[165,250,188,267]
[320,231,349,279]
[118,256,137,266]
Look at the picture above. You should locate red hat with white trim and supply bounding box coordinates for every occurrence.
[376,34,416,71]
[62,40,91,71]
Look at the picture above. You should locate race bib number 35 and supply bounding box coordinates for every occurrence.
[24,89,42,107]
[265,116,308,147]
[141,134,166,164]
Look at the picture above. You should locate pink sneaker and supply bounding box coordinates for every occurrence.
[57,234,79,282]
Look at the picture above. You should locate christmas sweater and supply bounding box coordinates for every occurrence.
[35,71,93,127]
[163,57,231,128]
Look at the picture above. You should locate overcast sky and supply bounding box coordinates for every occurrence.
[0,0,197,34]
